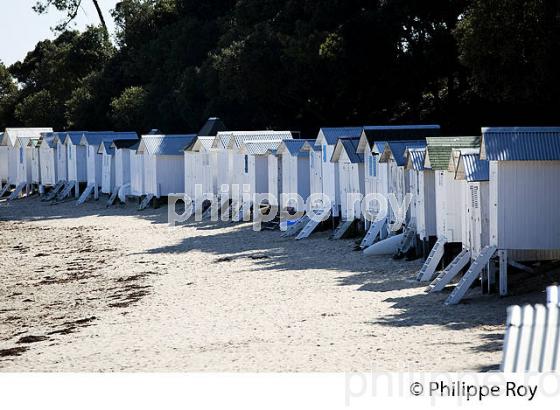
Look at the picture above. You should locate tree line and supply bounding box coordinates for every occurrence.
[1,0,559,137]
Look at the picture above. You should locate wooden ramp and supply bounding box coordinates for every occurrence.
[416,236,447,281]
[281,215,309,237]
[8,183,26,201]
[394,227,416,256]
[330,219,355,240]
[138,194,154,211]
[427,248,471,293]
[295,210,327,240]
[444,245,497,305]
[56,181,75,201]
[77,184,95,205]
[0,182,11,198]
[42,180,65,201]
[360,218,386,249]
[501,288,560,372]
[106,186,120,207]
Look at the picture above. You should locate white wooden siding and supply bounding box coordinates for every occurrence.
[130,151,144,196]
[435,170,465,242]
[56,141,67,182]
[0,146,9,182]
[39,144,57,186]
[490,161,560,256]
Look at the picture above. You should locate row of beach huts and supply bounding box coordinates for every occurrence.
[1,119,559,305]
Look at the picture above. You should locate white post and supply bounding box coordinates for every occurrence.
[547,286,559,307]
[499,250,508,296]
[74,181,80,198]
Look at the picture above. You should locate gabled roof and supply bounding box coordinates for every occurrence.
[80,131,138,146]
[2,127,53,147]
[481,127,560,161]
[424,136,480,170]
[38,131,59,148]
[379,140,427,166]
[198,117,227,137]
[26,138,41,148]
[277,139,315,157]
[212,132,234,149]
[239,140,285,155]
[112,139,140,150]
[300,140,322,152]
[405,147,426,171]
[317,127,363,145]
[448,148,479,172]
[356,125,439,153]
[331,137,363,163]
[97,141,115,155]
[63,131,89,145]
[138,134,197,156]
[185,136,214,152]
[227,131,294,149]
[455,150,489,182]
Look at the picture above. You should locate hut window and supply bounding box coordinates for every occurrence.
[203,153,209,166]
[69,146,72,160]
[322,145,327,162]
[244,155,249,174]
[19,147,23,164]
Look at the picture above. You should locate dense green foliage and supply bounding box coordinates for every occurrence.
[2,0,560,135]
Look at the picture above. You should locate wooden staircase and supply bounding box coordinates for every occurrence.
[445,245,497,305]
[416,236,447,281]
[426,248,471,293]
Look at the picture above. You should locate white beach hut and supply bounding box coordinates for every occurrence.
[28,138,41,186]
[109,139,140,203]
[98,141,116,195]
[0,128,52,197]
[137,134,197,208]
[65,131,88,198]
[404,148,437,255]
[37,132,59,189]
[184,136,217,204]
[311,127,364,217]
[356,126,440,250]
[288,128,363,240]
[274,139,313,210]
[454,149,490,260]
[129,141,145,198]
[78,132,138,204]
[184,117,227,203]
[236,138,293,199]
[331,137,365,222]
[478,127,560,298]
[222,131,294,204]
[416,136,481,282]
[0,132,7,189]
[211,132,234,198]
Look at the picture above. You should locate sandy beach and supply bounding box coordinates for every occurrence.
[0,196,545,372]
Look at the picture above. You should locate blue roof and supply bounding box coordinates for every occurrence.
[319,127,364,145]
[82,131,138,146]
[362,125,440,144]
[140,134,197,156]
[481,127,560,160]
[383,140,427,166]
[460,153,489,182]
[99,141,115,155]
[340,138,363,163]
[282,139,315,156]
[407,148,426,171]
[64,131,88,145]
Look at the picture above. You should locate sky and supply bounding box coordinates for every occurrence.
[0,0,119,66]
